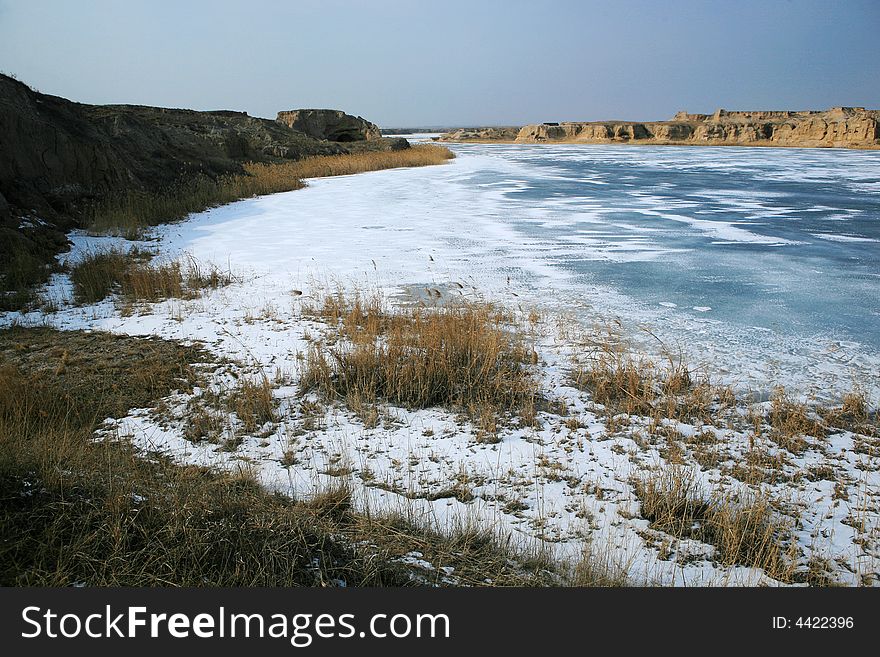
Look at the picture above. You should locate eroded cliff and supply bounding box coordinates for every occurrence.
[276,109,382,142]
[439,126,521,142]
[519,107,879,148]
[442,107,880,149]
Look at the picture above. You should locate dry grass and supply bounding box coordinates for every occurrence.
[571,333,870,452]
[573,349,660,416]
[69,249,233,304]
[88,145,454,238]
[300,293,539,439]
[571,338,710,422]
[285,144,454,179]
[0,326,565,587]
[822,389,876,435]
[183,405,227,444]
[342,513,564,587]
[230,376,277,433]
[768,387,825,454]
[570,540,633,586]
[634,465,795,581]
[0,248,50,311]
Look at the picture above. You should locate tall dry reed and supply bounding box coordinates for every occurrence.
[88,145,454,237]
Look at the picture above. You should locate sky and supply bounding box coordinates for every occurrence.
[1,0,878,127]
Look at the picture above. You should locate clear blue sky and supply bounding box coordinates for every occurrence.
[1,0,878,127]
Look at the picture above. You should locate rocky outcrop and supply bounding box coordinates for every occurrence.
[276,109,382,142]
[515,108,880,148]
[439,126,521,142]
[442,108,880,149]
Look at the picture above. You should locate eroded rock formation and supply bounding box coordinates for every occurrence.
[439,126,521,141]
[518,107,880,148]
[276,109,382,142]
[443,108,880,149]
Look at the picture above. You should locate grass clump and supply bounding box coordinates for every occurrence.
[0,327,564,586]
[574,350,659,416]
[634,465,795,582]
[768,387,825,454]
[88,146,454,238]
[821,389,876,435]
[572,338,693,418]
[70,249,232,304]
[69,248,148,303]
[230,376,277,433]
[0,248,49,311]
[301,293,538,437]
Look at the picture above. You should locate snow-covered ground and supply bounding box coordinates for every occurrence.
[4,147,879,586]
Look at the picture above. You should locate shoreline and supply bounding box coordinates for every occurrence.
[3,156,877,586]
[439,138,880,150]
[8,256,877,586]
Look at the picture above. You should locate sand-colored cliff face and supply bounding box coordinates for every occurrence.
[276,109,382,142]
[512,107,879,148]
[439,126,521,141]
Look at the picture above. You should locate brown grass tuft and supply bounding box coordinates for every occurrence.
[0,248,51,311]
[230,376,277,433]
[572,338,695,419]
[821,389,876,435]
[70,249,232,304]
[768,387,824,453]
[634,465,795,581]
[301,293,538,431]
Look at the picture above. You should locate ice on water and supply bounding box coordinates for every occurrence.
[159,142,880,399]
[13,141,880,586]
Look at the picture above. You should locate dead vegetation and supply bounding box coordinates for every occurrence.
[568,325,877,584]
[571,334,736,426]
[300,292,539,441]
[821,390,876,436]
[69,249,233,304]
[572,327,875,448]
[229,376,278,434]
[88,145,454,238]
[0,248,51,312]
[285,144,454,179]
[177,368,279,449]
[0,326,568,587]
[634,465,797,582]
[766,387,825,454]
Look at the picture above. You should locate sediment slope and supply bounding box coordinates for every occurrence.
[442,107,880,149]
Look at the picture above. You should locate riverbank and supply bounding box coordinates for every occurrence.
[4,154,877,586]
[5,252,876,586]
[0,72,437,311]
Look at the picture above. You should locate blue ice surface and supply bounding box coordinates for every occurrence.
[449,143,880,349]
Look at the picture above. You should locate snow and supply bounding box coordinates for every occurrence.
[4,144,879,587]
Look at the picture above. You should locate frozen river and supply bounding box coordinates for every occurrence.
[24,140,878,586]
[160,142,880,399]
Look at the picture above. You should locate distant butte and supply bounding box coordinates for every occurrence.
[441,107,880,149]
